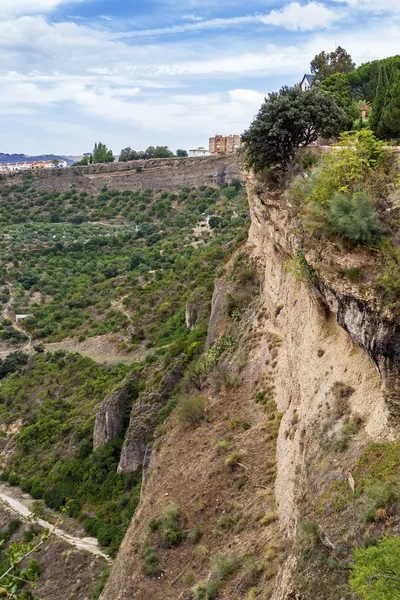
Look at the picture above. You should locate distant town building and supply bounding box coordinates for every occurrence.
[360,103,370,120]
[300,74,314,91]
[209,134,241,155]
[189,147,211,157]
[0,160,67,172]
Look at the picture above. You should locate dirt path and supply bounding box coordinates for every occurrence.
[111,294,131,321]
[0,490,111,561]
[4,282,33,352]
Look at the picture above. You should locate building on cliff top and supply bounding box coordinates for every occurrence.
[189,147,211,157]
[209,134,241,155]
[300,74,314,91]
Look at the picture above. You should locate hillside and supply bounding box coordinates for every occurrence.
[0,139,399,600]
[0,155,249,598]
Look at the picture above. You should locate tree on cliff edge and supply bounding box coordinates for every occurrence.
[242,86,347,172]
[92,142,115,164]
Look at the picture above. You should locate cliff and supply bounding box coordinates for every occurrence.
[101,166,400,599]
[0,155,241,194]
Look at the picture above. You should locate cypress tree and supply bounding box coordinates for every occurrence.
[381,70,400,138]
[370,64,388,136]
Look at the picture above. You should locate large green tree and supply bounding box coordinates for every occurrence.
[370,64,389,136]
[149,146,174,158]
[381,70,400,138]
[119,147,145,162]
[242,86,347,172]
[311,46,355,84]
[321,72,359,127]
[92,142,115,164]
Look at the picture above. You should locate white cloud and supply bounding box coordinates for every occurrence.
[1,8,400,154]
[260,2,342,30]
[0,0,83,18]
[117,15,256,38]
[182,14,204,21]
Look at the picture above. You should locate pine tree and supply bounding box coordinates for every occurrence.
[370,64,389,136]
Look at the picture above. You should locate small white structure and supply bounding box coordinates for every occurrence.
[300,74,314,91]
[189,147,211,157]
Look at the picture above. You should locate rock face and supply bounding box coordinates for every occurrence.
[117,357,184,473]
[318,283,400,414]
[93,386,128,449]
[247,169,400,417]
[0,155,242,195]
[101,168,399,600]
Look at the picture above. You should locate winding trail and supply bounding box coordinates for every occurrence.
[111,294,131,321]
[4,282,33,352]
[0,491,111,562]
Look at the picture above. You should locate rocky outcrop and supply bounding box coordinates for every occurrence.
[93,386,128,449]
[247,169,400,417]
[205,277,230,348]
[185,287,213,330]
[117,357,184,473]
[0,155,242,195]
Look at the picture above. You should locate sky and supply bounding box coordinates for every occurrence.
[1,0,400,156]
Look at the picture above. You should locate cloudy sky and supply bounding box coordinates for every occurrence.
[1,0,399,155]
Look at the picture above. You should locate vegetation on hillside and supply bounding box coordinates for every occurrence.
[0,176,248,560]
[119,146,177,161]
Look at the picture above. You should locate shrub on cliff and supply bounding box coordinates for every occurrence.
[242,85,346,172]
[176,395,205,426]
[350,536,400,600]
[328,191,385,245]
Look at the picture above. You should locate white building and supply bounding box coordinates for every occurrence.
[300,74,314,91]
[189,147,211,157]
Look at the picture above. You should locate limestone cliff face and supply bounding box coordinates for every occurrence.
[245,172,394,598]
[93,386,128,449]
[117,357,184,474]
[101,170,398,600]
[0,155,241,194]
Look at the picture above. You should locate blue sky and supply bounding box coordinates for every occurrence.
[1,0,399,155]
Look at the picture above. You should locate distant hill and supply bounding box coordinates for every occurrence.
[0,153,75,166]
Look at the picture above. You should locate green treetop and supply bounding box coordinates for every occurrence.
[311,46,355,84]
[242,85,347,172]
[92,142,115,164]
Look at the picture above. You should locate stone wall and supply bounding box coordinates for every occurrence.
[0,155,242,194]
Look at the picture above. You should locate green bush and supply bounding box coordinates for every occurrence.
[31,485,45,500]
[21,479,33,494]
[350,536,400,600]
[84,517,102,537]
[328,191,385,245]
[210,553,240,582]
[176,395,205,427]
[141,546,161,577]
[188,525,202,544]
[191,581,219,600]
[160,503,183,548]
[8,474,21,487]
[66,499,81,518]
[363,482,398,522]
[43,488,65,510]
[148,517,160,532]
